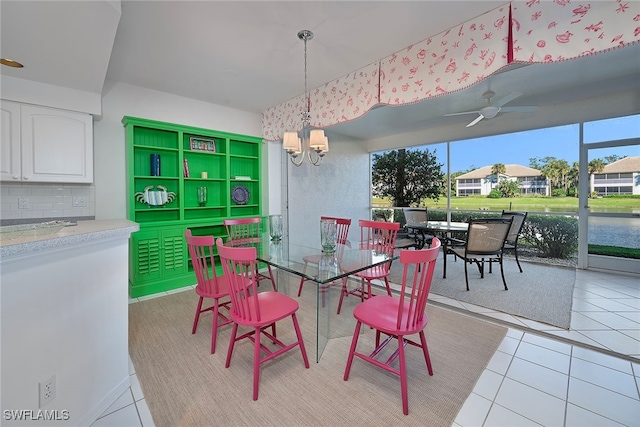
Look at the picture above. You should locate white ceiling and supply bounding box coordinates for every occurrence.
[1,1,638,143]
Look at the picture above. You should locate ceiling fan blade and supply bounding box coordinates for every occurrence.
[466,114,484,127]
[500,106,538,113]
[444,110,481,117]
[493,91,522,108]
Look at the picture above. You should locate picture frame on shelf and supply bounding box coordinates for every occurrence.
[190,137,216,152]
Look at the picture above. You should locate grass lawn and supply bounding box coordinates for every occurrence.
[373,196,640,213]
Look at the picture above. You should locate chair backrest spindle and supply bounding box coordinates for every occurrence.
[224,217,262,243]
[397,238,441,330]
[321,216,351,245]
[359,219,399,254]
[216,238,262,322]
[185,229,223,295]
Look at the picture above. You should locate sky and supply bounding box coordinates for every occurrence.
[411,114,640,173]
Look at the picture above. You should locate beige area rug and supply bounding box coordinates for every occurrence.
[129,281,507,427]
[388,254,576,329]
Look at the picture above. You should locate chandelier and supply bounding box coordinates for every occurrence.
[282,30,328,167]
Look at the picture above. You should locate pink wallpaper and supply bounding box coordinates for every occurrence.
[262,1,639,142]
[512,0,639,62]
[379,4,510,106]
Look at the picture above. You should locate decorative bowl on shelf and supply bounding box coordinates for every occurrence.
[135,185,177,206]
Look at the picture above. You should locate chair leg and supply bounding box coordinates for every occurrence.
[442,245,448,279]
[418,331,433,375]
[464,261,470,291]
[225,323,239,368]
[499,257,509,290]
[297,261,309,296]
[474,260,483,277]
[291,313,310,368]
[253,327,261,401]
[267,265,277,291]
[343,321,363,380]
[514,247,523,273]
[337,278,346,314]
[398,335,409,415]
[383,277,392,296]
[192,296,204,334]
[210,300,219,354]
[254,264,277,291]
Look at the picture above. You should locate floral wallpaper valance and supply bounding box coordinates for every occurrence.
[262,1,639,142]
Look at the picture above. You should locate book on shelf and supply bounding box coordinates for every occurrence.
[183,159,190,178]
[232,175,251,180]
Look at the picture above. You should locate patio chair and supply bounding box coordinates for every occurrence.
[500,210,528,273]
[446,217,512,291]
[343,238,441,415]
[403,207,434,249]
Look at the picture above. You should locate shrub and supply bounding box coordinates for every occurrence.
[551,188,566,197]
[372,209,392,222]
[487,190,502,198]
[393,209,406,226]
[521,214,578,259]
[497,180,520,198]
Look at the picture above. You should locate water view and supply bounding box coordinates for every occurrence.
[589,216,640,249]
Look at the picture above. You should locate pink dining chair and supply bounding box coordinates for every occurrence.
[185,229,232,354]
[344,238,441,415]
[337,219,400,314]
[216,237,310,401]
[297,216,352,298]
[223,217,277,291]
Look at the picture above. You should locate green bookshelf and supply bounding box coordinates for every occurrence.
[123,116,263,297]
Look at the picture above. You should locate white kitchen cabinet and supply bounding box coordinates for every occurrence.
[1,100,93,183]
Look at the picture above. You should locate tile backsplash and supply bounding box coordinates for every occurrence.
[1,182,95,224]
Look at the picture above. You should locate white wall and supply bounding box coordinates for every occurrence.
[287,133,370,248]
[94,80,263,220]
[266,141,283,215]
[1,236,131,426]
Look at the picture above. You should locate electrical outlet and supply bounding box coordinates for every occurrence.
[39,375,56,407]
[18,197,30,209]
[72,196,87,207]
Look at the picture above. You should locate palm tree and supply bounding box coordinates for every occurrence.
[491,163,506,176]
[588,158,606,175]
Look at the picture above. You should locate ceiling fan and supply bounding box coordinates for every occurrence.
[445,90,537,127]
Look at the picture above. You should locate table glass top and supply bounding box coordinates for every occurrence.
[226,235,396,285]
[406,220,469,232]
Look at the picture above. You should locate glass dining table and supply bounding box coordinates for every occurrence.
[227,233,398,362]
[405,220,469,278]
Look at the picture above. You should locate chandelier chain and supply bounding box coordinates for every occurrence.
[302,31,311,125]
[283,30,327,167]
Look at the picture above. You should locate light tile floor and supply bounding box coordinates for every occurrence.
[95,268,640,426]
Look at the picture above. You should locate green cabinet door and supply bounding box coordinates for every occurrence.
[129,226,188,297]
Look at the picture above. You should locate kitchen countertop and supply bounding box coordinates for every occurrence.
[0,219,139,259]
